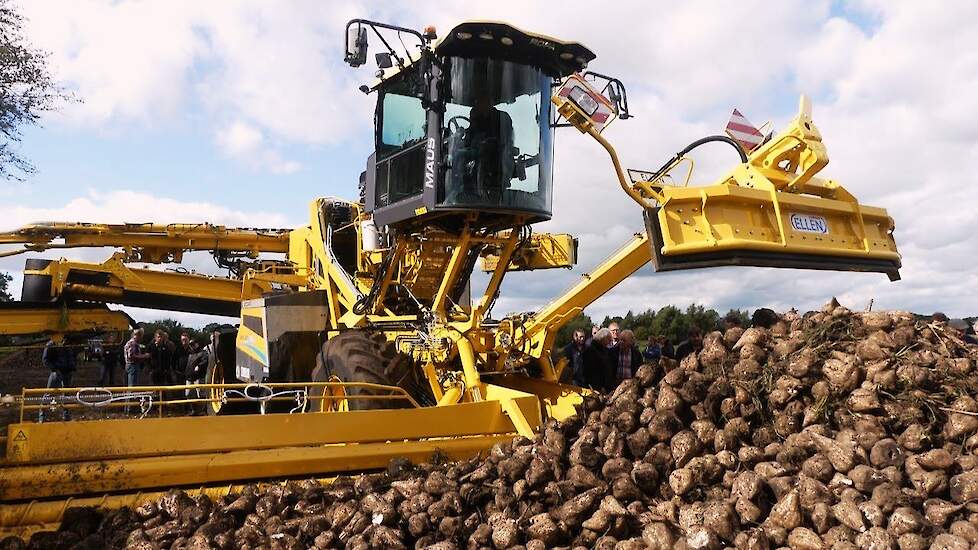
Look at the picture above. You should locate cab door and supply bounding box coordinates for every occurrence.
[371,72,428,222]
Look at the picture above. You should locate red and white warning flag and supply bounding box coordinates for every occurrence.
[725,109,764,152]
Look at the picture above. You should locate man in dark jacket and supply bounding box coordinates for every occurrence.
[43,339,76,387]
[42,340,59,383]
[583,328,615,392]
[99,335,121,386]
[177,333,206,415]
[173,332,200,381]
[642,335,661,363]
[148,330,175,386]
[41,339,75,421]
[607,322,621,349]
[673,327,703,361]
[558,329,588,385]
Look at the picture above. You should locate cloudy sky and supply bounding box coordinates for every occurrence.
[1,0,976,326]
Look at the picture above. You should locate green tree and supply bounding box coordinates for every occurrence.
[558,304,755,350]
[622,310,635,329]
[0,271,11,301]
[0,0,73,180]
[629,308,657,343]
[554,312,594,349]
[684,304,721,335]
[139,319,209,345]
[202,322,233,334]
[723,308,751,328]
[648,305,684,343]
[641,304,723,344]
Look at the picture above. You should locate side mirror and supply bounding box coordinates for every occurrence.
[375,52,393,69]
[345,26,368,67]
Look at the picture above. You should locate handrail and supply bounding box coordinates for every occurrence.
[14,381,421,422]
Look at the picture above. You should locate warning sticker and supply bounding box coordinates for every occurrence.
[13,430,27,441]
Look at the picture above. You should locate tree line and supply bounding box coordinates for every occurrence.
[0,272,11,301]
[554,304,750,349]
[140,304,752,351]
[141,304,750,350]
[137,318,234,346]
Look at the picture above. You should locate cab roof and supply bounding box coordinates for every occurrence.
[434,21,595,78]
[370,21,595,89]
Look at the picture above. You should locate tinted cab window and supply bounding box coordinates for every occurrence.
[375,74,427,208]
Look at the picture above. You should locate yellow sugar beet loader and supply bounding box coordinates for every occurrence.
[0,18,900,537]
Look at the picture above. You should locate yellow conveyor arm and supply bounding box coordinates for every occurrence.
[0,222,291,263]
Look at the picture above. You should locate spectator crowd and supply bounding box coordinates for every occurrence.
[557,309,978,393]
[555,316,718,393]
[119,328,209,390]
[37,309,978,406]
[42,328,212,411]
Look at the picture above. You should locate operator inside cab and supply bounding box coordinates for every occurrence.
[447,66,516,204]
[441,56,551,216]
[364,20,589,227]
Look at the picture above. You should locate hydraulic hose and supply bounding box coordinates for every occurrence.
[647,135,749,184]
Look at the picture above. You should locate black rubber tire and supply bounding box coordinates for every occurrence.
[309,330,432,411]
[205,349,237,416]
[205,329,252,416]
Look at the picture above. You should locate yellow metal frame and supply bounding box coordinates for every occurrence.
[22,254,272,314]
[0,305,131,341]
[0,67,904,531]
[644,97,898,267]
[1,382,542,501]
[480,233,577,272]
[11,381,421,423]
[653,183,898,260]
[0,222,290,263]
[517,233,652,363]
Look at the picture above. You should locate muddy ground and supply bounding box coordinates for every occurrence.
[0,348,112,433]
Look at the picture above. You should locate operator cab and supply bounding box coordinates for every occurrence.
[352,21,595,229]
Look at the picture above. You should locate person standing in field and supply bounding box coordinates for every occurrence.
[584,328,615,392]
[614,329,643,385]
[559,329,588,386]
[124,328,151,387]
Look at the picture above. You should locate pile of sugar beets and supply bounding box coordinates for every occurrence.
[9,299,978,550]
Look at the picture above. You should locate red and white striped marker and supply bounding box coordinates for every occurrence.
[725,109,764,153]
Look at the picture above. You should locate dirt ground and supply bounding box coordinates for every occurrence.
[0,348,108,432]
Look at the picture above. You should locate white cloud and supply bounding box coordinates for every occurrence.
[0,189,291,230]
[193,2,371,145]
[18,1,206,125]
[215,121,302,174]
[216,122,263,157]
[476,0,978,321]
[19,0,371,164]
[8,1,978,323]
[795,17,868,95]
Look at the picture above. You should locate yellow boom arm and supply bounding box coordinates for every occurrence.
[0,222,290,263]
[22,254,271,317]
[0,303,133,342]
[517,85,903,359]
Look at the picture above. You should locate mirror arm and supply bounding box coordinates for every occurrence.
[344,19,426,70]
[370,26,405,69]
